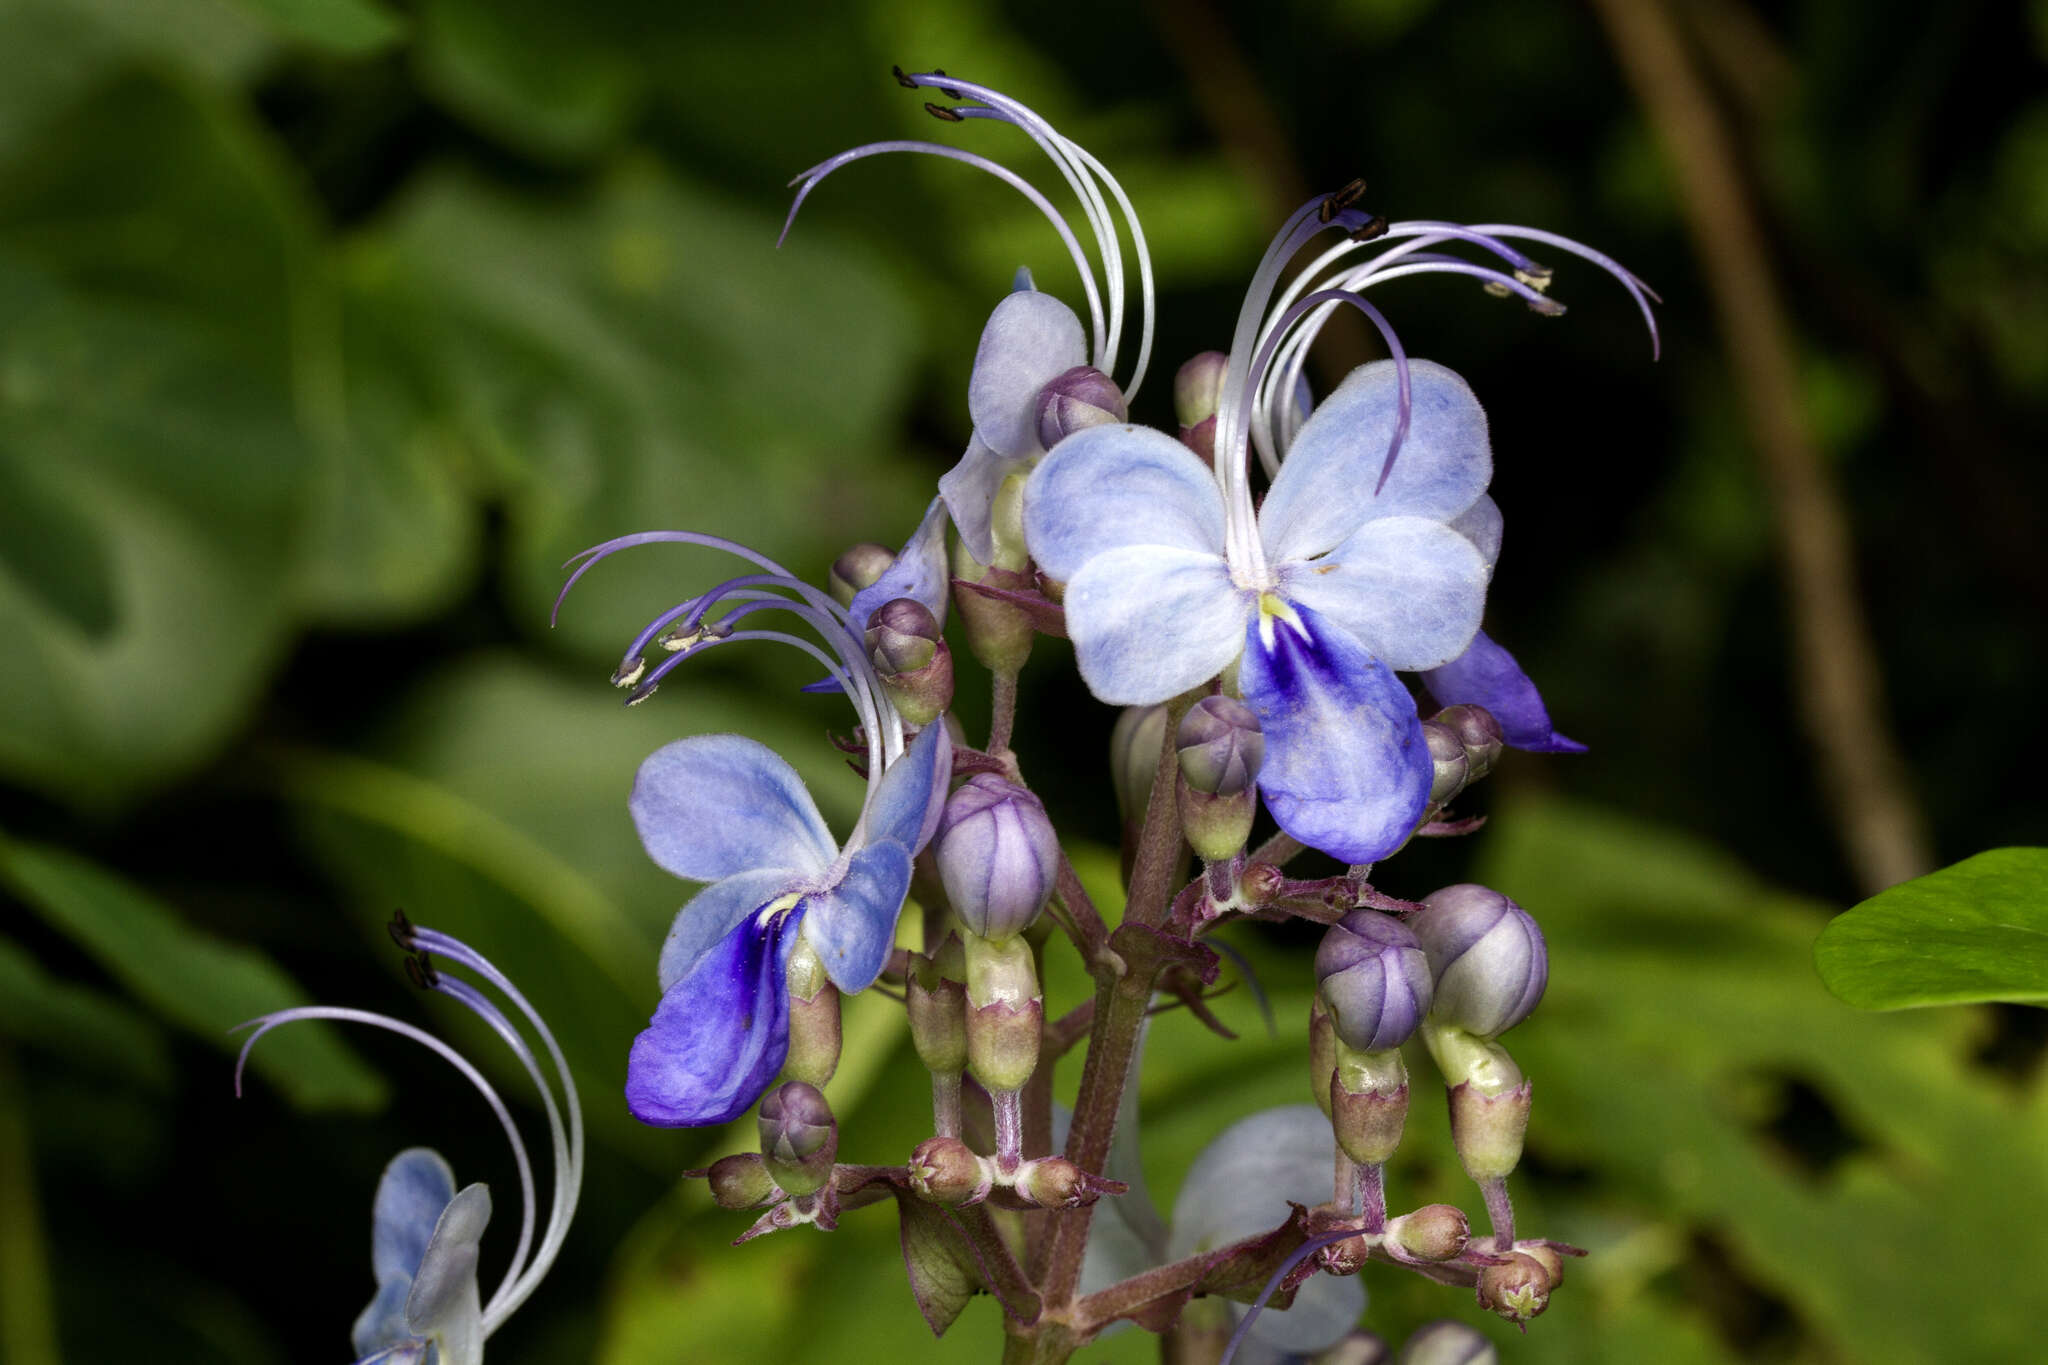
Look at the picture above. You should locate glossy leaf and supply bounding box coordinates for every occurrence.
[1814,848,2048,1008]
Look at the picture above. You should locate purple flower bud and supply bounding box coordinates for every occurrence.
[1176,695,1264,796]
[1035,364,1127,449]
[1421,719,1469,805]
[1173,350,1230,428]
[829,542,895,607]
[758,1080,837,1196]
[1411,885,1548,1039]
[1431,704,1504,782]
[865,597,941,674]
[1315,911,1433,1053]
[934,775,1060,940]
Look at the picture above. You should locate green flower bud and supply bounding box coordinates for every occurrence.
[1384,1205,1470,1263]
[907,933,969,1076]
[707,1153,778,1210]
[1476,1251,1552,1324]
[829,542,895,606]
[864,597,954,726]
[908,1135,991,1206]
[963,930,1042,1094]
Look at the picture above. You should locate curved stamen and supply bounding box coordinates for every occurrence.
[1215,1227,1363,1365]
[1464,223,1662,358]
[782,140,1106,362]
[234,1005,540,1326]
[1238,287,1411,509]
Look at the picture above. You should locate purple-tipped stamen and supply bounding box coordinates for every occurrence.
[1244,287,1413,495]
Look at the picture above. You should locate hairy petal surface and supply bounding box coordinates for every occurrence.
[656,867,803,994]
[1421,631,1586,753]
[863,720,953,856]
[940,434,1022,567]
[969,290,1088,459]
[628,910,799,1127]
[800,839,915,994]
[1065,545,1247,705]
[1024,425,1228,583]
[1260,360,1492,563]
[850,495,952,632]
[1279,517,1488,672]
[632,735,835,883]
[1241,605,1429,864]
[403,1183,490,1365]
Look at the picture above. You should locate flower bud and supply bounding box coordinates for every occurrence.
[1036,364,1127,449]
[1111,704,1170,822]
[829,542,895,606]
[962,930,1043,1093]
[907,933,968,1076]
[950,478,1036,672]
[1309,996,1338,1118]
[1410,885,1547,1039]
[1321,1333,1395,1365]
[1329,1041,1409,1165]
[784,941,841,1088]
[1315,911,1432,1054]
[934,774,1059,940]
[707,1153,777,1209]
[1174,351,1230,428]
[1398,1320,1497,1365]
[1514,1241,1565,1290]
[1421,720,1469,805]
[1012,1156,1123,1209]
[865,597,954,726]
[1384,1205,1470,1263]
[1476,1251,1553,1324]
[758,1081,837,1196]
[908,1135,991,1206]
[1177,695,1264,796]
[1430,704,1503,782]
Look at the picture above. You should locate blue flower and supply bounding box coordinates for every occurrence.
[556,531,953,1126]
[1024,190,1657,864]
[784,72,1157,567]
[236,920,584,1365]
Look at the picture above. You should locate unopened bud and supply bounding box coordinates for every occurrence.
[1320,1231,1373,1277]
[1330,1040,1409,1165]
[934,775,1059,940]
[1431,705,1503,782]
[1316,911,1432,1053]
[907,934,969,1076]
[758,1081,837,1195]
[1411,885,1547,1039]
[1384,1205,1470,1263]
[1036,364,1127,449]
[1177,695,1264,796]
[1447,1077,1532,1183]
[829,542,895,606]
[1476,1251,1552,1324]
[1174,351,1230,428]
[1309,996,1338,1118]
[1398,1320,1498,1365]
[1013,1156,1124,1209]
[784,942,841,1088]
[963,930,1043,1093]
[908,1135,991,1206]
[1421,720,1469,805]
[707,1153,777,1210]
[865,597,954,726]
[1320,1332,1394,1365]
[1111,704,1170,821]
[1514,1241,1565,1290]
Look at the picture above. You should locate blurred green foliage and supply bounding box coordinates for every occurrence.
[0,0,2041,1361]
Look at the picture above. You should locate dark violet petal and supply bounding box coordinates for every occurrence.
[627,909,799,1127]
[849,495,952,632]
[800,840,915,994]
[799,675,845,694]
[1023,423,1228,583]
[969,291,1088,460]
[632,735,836,883]
[1420,631,1586,753]
[863,720,953,856]
[656,867,802,994]
[1240,604,1430,864]
[1260,360,1492,563]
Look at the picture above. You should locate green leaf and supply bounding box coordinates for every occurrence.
[897,1196,979,1337]
[0,934,170,1088]
[0,837,385,1111]
[228,0,403,55]
[1815,847,2048,1008]
[414,0,642,161]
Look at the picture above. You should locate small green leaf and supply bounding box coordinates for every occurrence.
[230,0,404,55]
[0,838,385,1111]
[0,934,170,1087]
[897,1196,979,1337]
[1815,848,2048,1008]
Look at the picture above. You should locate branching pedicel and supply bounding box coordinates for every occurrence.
[561,69,1657,1363]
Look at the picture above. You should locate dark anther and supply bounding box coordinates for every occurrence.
[1320,177,1369,222]
[404,952,439,991]
[387,908,415,950]
[1349,214,1390,243]
[925,102,965,123]
[892,64,917,89]
[931,67,964,100]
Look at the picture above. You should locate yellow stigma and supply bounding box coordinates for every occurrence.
[1255,593,1303,650]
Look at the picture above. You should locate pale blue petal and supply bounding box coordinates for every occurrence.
[1166,1104,1367,1355]
[632,735,835,883]
[1025,424,1228,584]
[353,1343,429,1365]
[368,1148,457,1284]
[403,1183,489,1365]
[863,720,953,857]
[1422,630,1586,753]
[940,434,1024,567]
[969,290,1087,460]
[1240,605,1430,864]
[350,1273,416,1361]
[1064,545,1248,705]
[1260,360,1493,563]
[800,840,915,994]
[1451,494,1502,575]
[657,867,803,994]
[1278,516,1488,671]
[628,910,798,1127]
[849,495,951,631]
